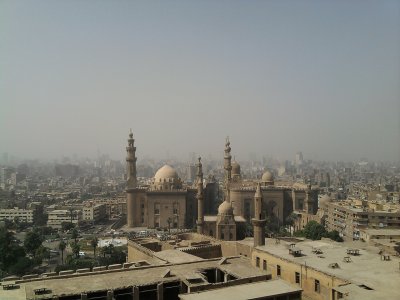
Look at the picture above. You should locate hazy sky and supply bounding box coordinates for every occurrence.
[1,0,399,162]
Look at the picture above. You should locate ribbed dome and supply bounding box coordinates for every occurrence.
[218,201,234,215]
[261,170,274,182]
[154,165,179,181]
[231,161,241,175]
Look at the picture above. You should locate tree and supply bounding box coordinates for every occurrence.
[61,222,75,232]
[32,205,48,226]
[8,257,32,276]
[303,221,326,240]
[71,228,79,244]
[68,208,75,224]
[326,230,344,242]
[167,218,172,234]
[0,227,26,271]
[24,230,43,256]
[91,237,99,257]
[59,240,66,264]
[71,242,80,259]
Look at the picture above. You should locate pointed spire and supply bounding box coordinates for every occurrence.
[196,156,203,179]
[126,130,137,189]
[224,136,232,184]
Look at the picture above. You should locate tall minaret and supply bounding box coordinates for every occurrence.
[196,157,204,234]
[126,130,137,228]
[126,130,137,188]
[224,137,232,186]
[305,179,313,214]
[252,182,266,247]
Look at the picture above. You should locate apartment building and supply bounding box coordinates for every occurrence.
[47,209,79,229]
[82,203,107,223]
[325,200,400,240]
[0,207,33,223]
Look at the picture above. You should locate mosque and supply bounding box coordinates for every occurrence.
[125,132,318,241]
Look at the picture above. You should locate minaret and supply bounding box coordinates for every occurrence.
[224,137,232,186]
[126,130,137,188]
[252,182,266,247]
[196,157,204,234]
[305,179,313,214]
[126,130,137,228]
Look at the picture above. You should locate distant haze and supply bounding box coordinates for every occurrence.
[1,0,399,162]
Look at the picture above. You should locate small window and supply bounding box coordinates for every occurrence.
[295,272,300,284]
[277,265,281,276]
[262,259,267,270]
[221,232,225,239]
[315,280,320,293]
[256,257,260,267]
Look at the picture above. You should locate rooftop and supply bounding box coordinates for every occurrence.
[0,256,267,300]
[252,238,400,299]
[179,279,301,300]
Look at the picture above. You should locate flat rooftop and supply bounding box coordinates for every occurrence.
[154,249,204,263]
[252,238,400,299]
[0,256,267,300]
[179,279,301,300]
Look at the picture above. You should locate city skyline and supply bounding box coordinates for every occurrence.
[1,0,399,162]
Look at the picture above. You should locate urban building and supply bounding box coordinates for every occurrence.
[249,237,400,300]
[47,209,79,229]
[82,203,107,223]
[323,198,400,240]
[0,207,33,223]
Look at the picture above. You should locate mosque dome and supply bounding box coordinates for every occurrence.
[218,201,234,215]
[232,160,241,176]
[261,170,274,183]
[154,165,179,182]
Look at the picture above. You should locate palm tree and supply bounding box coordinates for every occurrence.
[68,208,75,224]
[71,228,79,244]
[167,217,172,234]
[91,237,99,257]
[59,240,66,264]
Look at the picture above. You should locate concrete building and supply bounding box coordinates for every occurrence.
[0,207,33,223]
[82,203,107,223]
[249,237,400,300]
[323,198,400,240]
[0,255,302,300]
[47,209,79,229]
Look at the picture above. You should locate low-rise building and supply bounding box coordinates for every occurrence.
[249,237,400,300]
[324,199,400,240]
[47,209,79,229]
[0,207,33,223]
[82,203,107,223]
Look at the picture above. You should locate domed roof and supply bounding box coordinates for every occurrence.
[218,201,234,215]
[154,165,179,181]
[232,160,241,175]
[261,170,274,182]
